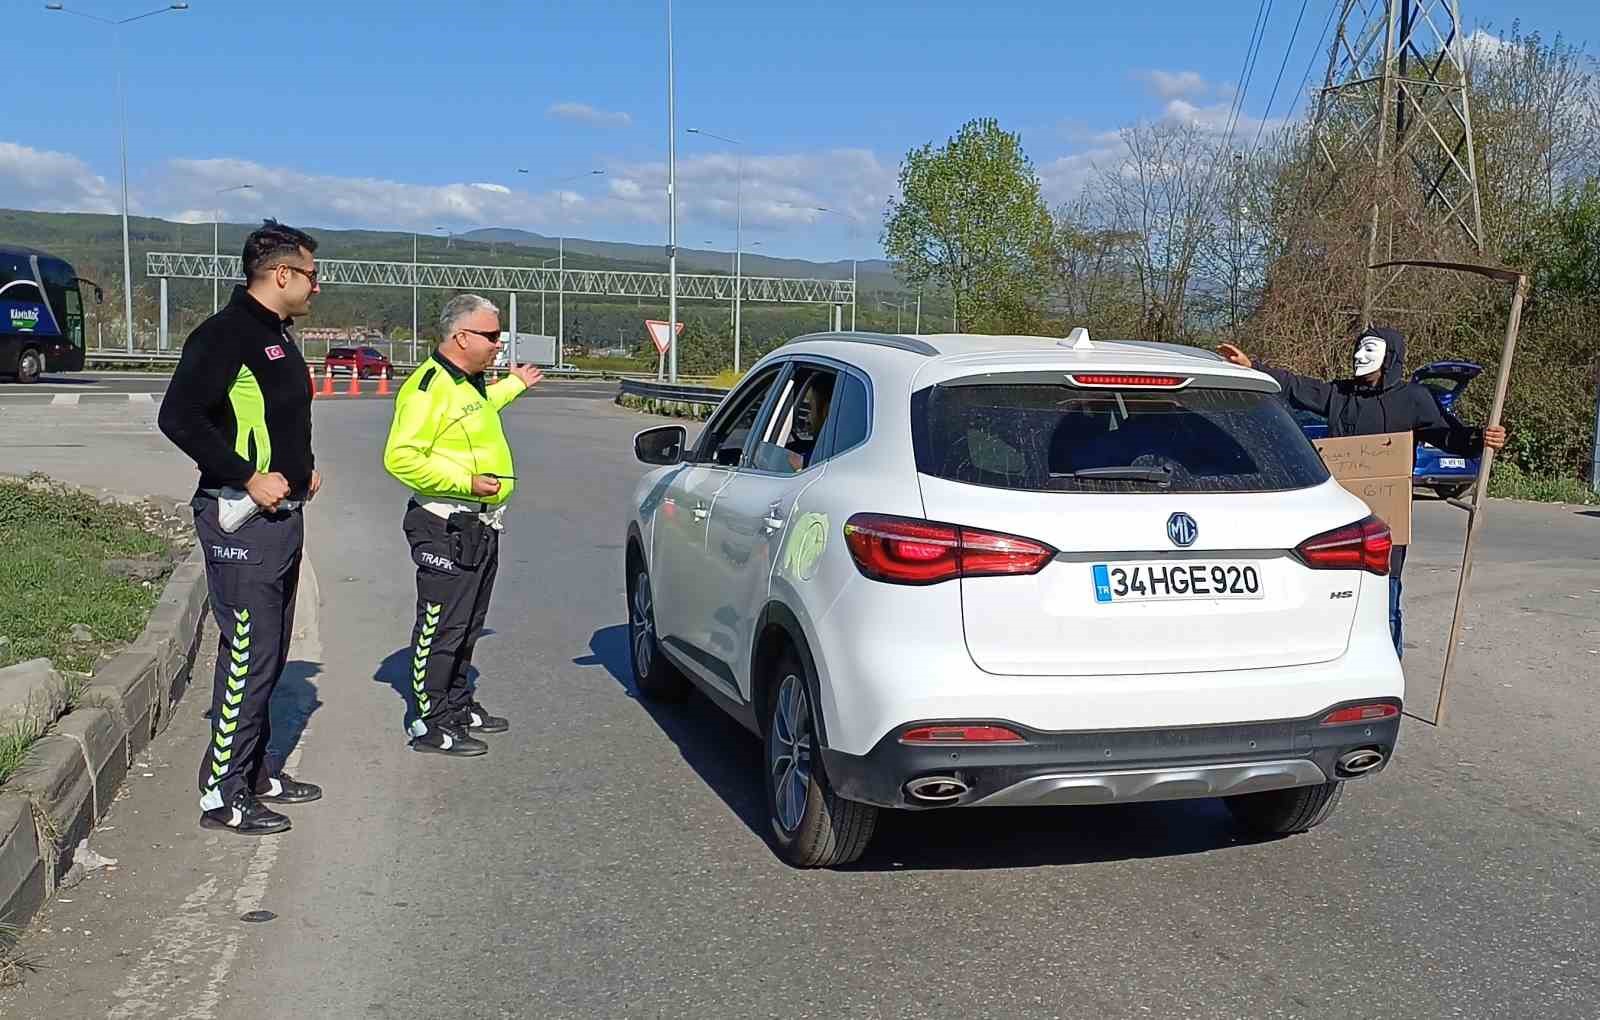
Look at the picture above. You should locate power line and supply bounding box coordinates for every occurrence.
[1284,0,1342,126]
[1220,0,1275,153]
[1252,0,1313,151]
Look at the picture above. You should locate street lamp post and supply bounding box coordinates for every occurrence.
[213,183,250,313]
[538,257,560,339]
[46,2,189,353]
[686,127,745,371]
[517,168,603,370]
[813,206,858,331]
[666,0,679,381]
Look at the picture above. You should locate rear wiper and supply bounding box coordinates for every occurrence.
[1053,465,1173,483]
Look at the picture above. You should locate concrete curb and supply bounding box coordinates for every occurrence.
[0,544,207,930]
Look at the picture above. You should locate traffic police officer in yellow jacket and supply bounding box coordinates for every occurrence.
[383,294,542,755]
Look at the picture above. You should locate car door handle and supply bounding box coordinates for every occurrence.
[692,503,709,522]
[762,503,786,532]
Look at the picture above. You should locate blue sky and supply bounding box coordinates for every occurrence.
[4,0,1596,260]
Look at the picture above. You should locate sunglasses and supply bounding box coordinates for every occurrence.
[457,327,503,343]
[275,264,319,284]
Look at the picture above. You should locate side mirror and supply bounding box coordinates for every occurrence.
[634,425,687,466]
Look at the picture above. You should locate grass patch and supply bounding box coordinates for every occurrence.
[0,718,46,787]
[568,356,656,374]
[0,921,39,988]
[0,478,167,674]
[1488,462,1599,505]
[705,368,744,390]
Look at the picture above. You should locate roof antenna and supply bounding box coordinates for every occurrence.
[1064,327,1093,350]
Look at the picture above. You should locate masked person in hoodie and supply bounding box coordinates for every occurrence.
[1217,326,1506,657]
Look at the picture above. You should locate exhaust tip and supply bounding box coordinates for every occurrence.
[905,775,969,804]
[1337,748,1385,777]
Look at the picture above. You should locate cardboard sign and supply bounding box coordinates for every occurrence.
[1312,431,1414,545]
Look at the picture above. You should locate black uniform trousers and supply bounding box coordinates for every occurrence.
[192,494,303,806]
[403,501,500,727]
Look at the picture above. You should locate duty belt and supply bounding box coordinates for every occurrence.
[414,496,506,531]
[198,488,303,512]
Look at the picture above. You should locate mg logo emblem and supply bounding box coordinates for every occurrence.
[1166,512,1198,548]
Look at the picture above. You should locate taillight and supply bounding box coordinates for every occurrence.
[1066,373,1189,388]
[900,724,1026,745]
[1320,702,1401,725]
[842,513,1055,585]
[1295,515,1392,574]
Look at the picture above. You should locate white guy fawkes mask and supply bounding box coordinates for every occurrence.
[1353,336,1387,378]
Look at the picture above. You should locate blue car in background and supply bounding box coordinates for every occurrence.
[1292,360,1484,500]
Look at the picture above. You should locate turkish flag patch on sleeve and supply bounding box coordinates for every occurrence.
[265,345,286,361]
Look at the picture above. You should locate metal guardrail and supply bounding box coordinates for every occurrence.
[618,378,730,407]
[80,349,709,386]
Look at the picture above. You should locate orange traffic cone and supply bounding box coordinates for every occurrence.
[319,365,334,396]
[307,364,317,397]
[346,370,360,396]
[377,371,391,396]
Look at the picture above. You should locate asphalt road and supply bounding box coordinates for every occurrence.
[3,393,1598,1019]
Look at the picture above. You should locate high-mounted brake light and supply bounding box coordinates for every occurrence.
[900,724,1026,745]
[1295,515,1392,575]
[843,514,1056,585]
[1066,373,1190,389]
[1320,703,1400,725]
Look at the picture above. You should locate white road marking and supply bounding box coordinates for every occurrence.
[51,393,80,406]
[107,554,322,1020]
[128,393,156,404]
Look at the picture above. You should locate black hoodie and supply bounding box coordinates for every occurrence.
[1251,325,1484,457]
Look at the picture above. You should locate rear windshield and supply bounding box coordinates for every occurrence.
[328,348,354,357]
[911,382,1330,494]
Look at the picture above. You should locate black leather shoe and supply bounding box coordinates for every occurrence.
[256,772,323,804]
[199,790,292,835]
[409,721,487,757]
[459,701,509,734]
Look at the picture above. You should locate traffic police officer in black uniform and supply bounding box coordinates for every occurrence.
[159,220,326,835]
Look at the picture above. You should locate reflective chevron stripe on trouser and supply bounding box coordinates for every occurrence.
[193,494,304,808]
[207,608,251,787]
[403,502,501,726]
[412,602,442,717]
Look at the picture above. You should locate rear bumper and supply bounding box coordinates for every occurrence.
[1415,472,1477,486]
[819,700,1402,810]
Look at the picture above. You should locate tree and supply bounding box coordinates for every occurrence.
[1049,196,1143,336]
[881,118,1055,332]
[1090,120,1217,341]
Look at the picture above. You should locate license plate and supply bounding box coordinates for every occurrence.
[1093,562,1264,603]
[1440,457,1467,468]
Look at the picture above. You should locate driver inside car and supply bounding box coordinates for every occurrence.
[749,373,836,474]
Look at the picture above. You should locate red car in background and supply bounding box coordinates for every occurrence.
[324,346,392,378]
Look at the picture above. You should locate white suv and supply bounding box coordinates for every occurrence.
[626,331,1404,867]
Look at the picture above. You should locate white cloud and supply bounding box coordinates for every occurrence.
[0,141,116,214]
[1162,99,1285,142]
[546,102,633,128]
[599,148,897,235]
[1139,70,1212,100]
[1459,28,1519,66]
[1038,143,1125,205]
[0,144,895,255]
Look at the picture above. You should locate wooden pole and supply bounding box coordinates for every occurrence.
[1434,272,1527,724]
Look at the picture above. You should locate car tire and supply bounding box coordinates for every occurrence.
[626,559,688,702]
[16,348,43,384]
[1434,484,1470,500]
[1225,780,1344,836]
[764,652,877,867]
